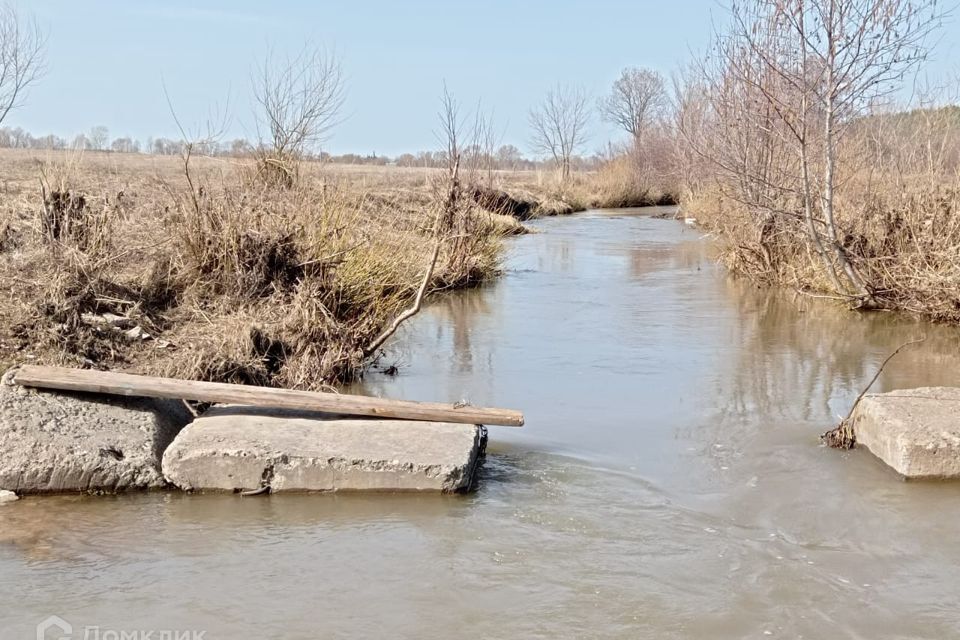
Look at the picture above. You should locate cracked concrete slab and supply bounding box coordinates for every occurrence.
[162,405,487,493]
[0,370,193,494]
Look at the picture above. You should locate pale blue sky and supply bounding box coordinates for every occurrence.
[8,0,960,156]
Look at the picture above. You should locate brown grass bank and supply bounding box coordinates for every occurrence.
[680,113,960,324]
[0,150,524,389]
[467,158,679,221]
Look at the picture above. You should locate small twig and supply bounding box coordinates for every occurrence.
[822,336,926,449]
[792,287,859,302]
[94,296,137,307]
[93,238,172,269]
[843,336,927,423]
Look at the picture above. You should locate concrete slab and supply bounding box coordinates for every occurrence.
[851,387,960,479]
[162,406,487,493]
[0,370,193,494]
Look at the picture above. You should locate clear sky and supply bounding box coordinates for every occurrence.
[7,0,960,157]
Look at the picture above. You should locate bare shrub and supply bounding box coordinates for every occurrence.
[681,0,947,310]
[253,45,345,186]
[433,87,496,287]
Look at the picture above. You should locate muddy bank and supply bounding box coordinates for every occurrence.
[472,184,678,222]
[471,185,576,220]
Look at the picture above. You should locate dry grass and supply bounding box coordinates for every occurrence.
[0,149,517,388]
[683,120,960,323]
[578,153,679,209]
[463,158,677,220]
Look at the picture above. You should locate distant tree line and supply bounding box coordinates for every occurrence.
[389,145,594,171]
[0,1,635,181]
[0,125,249,156]
[0,124,608,171]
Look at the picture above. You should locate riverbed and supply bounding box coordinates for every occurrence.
[3,208,960,639]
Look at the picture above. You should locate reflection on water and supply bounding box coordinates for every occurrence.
[3,207,960,638]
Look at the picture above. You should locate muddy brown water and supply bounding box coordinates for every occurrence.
[3,207,960,639]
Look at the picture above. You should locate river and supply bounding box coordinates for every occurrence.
[3,207,960,639]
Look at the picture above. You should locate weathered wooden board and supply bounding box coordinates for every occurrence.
[13,366,524,427]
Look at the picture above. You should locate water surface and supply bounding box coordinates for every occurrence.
[3,208,960,639]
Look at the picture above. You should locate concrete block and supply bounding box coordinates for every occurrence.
[162,406,487,493]
[0,369,193,494]
[851,387,960,479]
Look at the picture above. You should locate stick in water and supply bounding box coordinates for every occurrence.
[822,336,926,449]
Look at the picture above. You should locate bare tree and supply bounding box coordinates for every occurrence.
[529,84,590,181]
[696,0,944,301]
[229,138,252,156]
[434,84,465,171]
[496,144,523,170]
[254,44,345,184]
[71,134,89,151]
[796,0,942,301]
[670,67,711,198]
[467,107,499,185]
[599,67,667,143]
[364,87,468,359]
[89,125,109,151]
[110,137,138,153]
[0,4,44,126]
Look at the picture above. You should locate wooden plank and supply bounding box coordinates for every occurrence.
[13,366,524,427]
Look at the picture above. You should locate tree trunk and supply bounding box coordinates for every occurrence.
[821,47,872,302]
[798,71,844,293]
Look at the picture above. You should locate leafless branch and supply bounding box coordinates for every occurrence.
[0,3,45,126]
[254,44,345,160]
